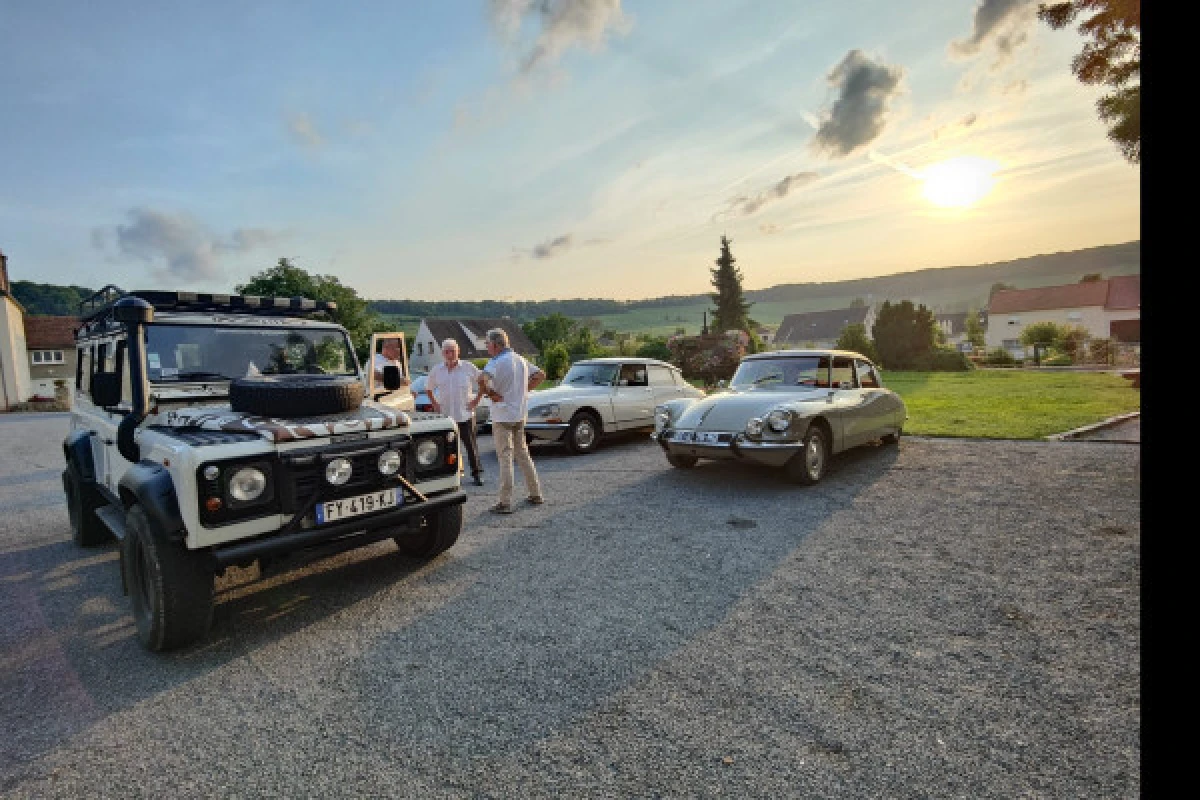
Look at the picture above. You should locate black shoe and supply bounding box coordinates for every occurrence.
[473,474,484,486]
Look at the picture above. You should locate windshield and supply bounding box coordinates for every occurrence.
[730,356,830,389]
[145,324,358,383]
[561,363,619,386]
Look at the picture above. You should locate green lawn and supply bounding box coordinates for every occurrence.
[884,369,1140,439]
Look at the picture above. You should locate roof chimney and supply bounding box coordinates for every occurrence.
[0,249,9,294]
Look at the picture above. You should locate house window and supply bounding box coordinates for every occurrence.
[1002,339,1021,349]
[30,350,65,365]
[1007,317,1020,325]
[416,343,423,356]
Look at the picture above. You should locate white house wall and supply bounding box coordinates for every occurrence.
[984,305,1140,354]
[409,321,440,374]
[1,297,33,409]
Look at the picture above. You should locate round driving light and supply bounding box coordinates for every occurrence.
[767,410,790,432]
[203,465,220,481]
[378,449,402,475]
[416,440,439,467]
[325,457,353,485]
[746,417,764,436]
[228,467,267,502]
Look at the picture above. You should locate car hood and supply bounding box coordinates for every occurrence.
[149,402,411,443]
[526,385,612,407]
[675,388,825,431]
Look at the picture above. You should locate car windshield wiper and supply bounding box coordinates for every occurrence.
[172,371,230,381]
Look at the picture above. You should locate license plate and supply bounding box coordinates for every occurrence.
[315,488,399,524]
[673,430,723,444]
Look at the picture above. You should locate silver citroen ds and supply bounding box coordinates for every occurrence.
[652,349,907,485]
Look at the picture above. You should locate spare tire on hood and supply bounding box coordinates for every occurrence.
[229,375,364,418]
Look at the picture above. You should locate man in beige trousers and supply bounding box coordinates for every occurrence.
[478,328,545,514]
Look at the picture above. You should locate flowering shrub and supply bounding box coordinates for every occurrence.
[667,332,746,384]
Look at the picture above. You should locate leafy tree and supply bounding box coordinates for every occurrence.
[566,326,601,361]
[870,300,938,370]
[709,235,753,335]
[522,312,574,352]
[1019,321,1066,348]
[964,309,986,349]
[542,342,570,380]
[835,323,879,362]
[1038,0,1140,164]
[236,258,381,361]
[11,281,95,316]
[635,336,672,361]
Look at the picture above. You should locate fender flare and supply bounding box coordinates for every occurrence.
[118,461,186,541]
[62,430,97,484]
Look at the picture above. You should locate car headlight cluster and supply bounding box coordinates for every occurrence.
[766,409,791,433]
[228,466,267,502]
[654,405,672,431]
[378,449,402,475]
[746,417,764,436]
[529,403,560,418]
[416,439,440,467]
[326,457,353,485]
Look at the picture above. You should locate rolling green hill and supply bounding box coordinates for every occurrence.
[376,240,1140,336]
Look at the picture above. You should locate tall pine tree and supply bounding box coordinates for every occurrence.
[709,235,752,335]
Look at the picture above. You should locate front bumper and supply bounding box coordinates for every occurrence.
[211,488,467,568]
[654,430,804,468]
[525,422,569,442]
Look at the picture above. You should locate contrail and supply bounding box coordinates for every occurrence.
[867,149,922,179]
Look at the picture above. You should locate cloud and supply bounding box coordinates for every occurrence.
[489,0,629,74]
[95,209,280,283]
[759,222,781,235]
[812,51,904,159]
[287,113,324,148]
[949,0,1037,60]
[932,111,979,139]
[725,171,820,217]
[531,233,573,259]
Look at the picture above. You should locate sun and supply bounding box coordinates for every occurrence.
[920,156,1000,208]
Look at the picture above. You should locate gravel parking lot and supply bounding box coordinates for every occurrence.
[1,412,1139,798]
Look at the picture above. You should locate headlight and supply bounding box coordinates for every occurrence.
[766,409,791,433]
[416,439,439,467]
[228,467,267,502]
[746,417,764,436]
[529,403,560,418]
[655,406,672,430]
[326,457,353,485]
[378,449,402,475]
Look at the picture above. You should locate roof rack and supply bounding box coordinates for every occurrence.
[79,285,338,324]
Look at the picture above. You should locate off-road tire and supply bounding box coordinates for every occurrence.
[666,453,698,469]
[123,504,214,652]
[62,468,111,546]
[394,504,463,559]
[785,425,829,486]
[229,375,363,417]
[564,412,601,455]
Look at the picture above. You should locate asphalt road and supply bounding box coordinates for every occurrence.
[1,412,1140,798]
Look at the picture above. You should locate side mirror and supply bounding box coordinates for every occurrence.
[382,365,403,391]
[90,372,122,407]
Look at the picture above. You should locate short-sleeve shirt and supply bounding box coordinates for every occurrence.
[482,348,543,424]
[426,360,480,423]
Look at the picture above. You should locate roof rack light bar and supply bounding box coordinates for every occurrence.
[79,287,336,322]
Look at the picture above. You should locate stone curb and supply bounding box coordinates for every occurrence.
[1045,410,1141,441]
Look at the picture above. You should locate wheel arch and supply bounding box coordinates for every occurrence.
[570,405,605,433]
[63,430,97,484]
[802,415,835,452]
[118,461,187,540]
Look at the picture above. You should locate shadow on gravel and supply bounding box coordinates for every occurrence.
[0,531,447,778]
[346,439,901,759]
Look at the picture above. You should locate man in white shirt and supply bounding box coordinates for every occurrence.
[426,338,484,486]
[478,328,544,514]
[372,338,410,387]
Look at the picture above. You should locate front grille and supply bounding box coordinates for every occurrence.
[280,437,411,513]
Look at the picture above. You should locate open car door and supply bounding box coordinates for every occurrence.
[367,331,415,411]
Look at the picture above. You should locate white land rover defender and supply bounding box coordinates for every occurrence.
[61,287,467,651]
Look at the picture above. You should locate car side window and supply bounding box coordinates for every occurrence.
[648,365,675,386]
[856,359,880,388]
[831,356,857,388]
[620,364,648,387]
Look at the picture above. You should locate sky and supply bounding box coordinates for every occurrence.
[0,0,1140,302]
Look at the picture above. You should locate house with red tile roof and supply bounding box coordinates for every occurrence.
[985,275,1140,356]
[24,314,80,398]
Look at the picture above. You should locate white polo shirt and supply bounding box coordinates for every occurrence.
[426,360,480,424]
[482,348,542,424]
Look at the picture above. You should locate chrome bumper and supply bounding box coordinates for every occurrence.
[655,430,804,467]
[525,422,569,441]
